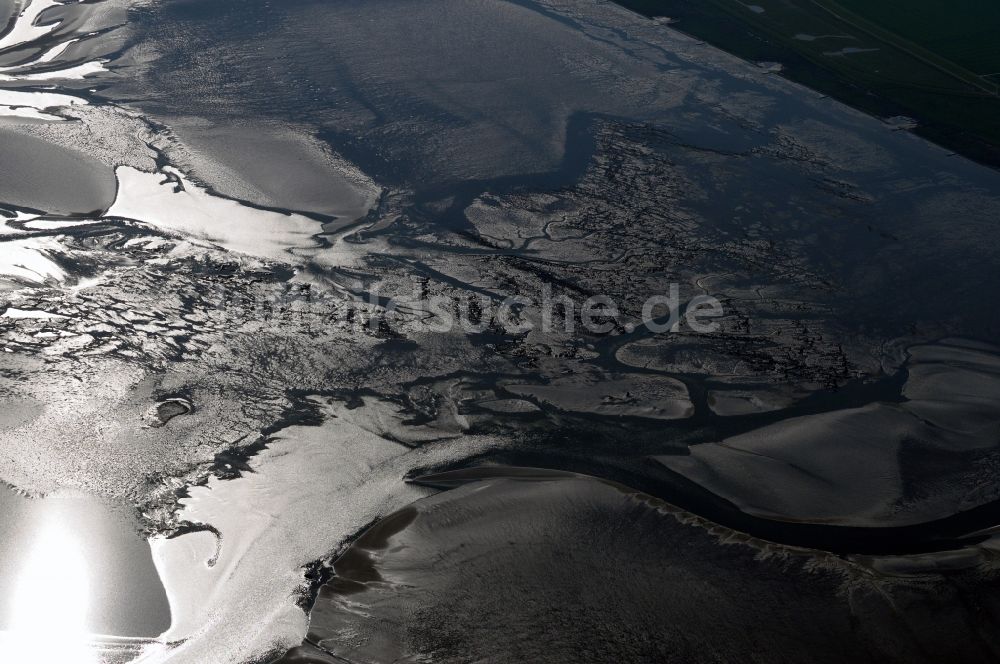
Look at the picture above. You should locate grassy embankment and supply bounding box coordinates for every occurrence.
[614,0,1000,165]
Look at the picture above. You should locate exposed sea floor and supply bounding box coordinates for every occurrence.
[2,0,1000,662]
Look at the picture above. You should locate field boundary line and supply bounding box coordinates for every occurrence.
[807,0,1000,97]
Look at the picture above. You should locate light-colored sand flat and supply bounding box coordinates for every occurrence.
[0,126,116,215]
[658,340,1000,527]
[167,121,380,224]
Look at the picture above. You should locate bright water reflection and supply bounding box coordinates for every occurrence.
[1,507,97,663]
[0,491,171,663]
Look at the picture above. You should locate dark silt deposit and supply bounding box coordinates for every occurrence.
[2,0,1000,662]
[282,472,1000,664]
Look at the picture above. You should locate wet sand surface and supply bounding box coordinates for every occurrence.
[1,0,1000,662]
[164,121,380,224]
[0,127,117,215]
[283,473,1000,664]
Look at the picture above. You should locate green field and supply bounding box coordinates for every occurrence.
[833,0,1000,77]
[809,0,1000,96]
[614,0,1000,166]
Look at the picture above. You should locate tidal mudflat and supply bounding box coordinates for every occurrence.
[2,0,1000,663]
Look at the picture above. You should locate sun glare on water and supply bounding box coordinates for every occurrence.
[0,513,98,664]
